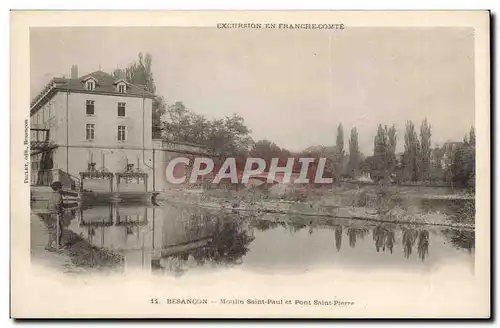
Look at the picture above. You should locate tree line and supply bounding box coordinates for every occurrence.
[332,118,475,189]
[116,53,475,189]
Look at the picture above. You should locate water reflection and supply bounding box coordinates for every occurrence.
[347,228,369,249]
[32,201,475,276]
[442,229,475,253]
[372,225,394,254]
[334,226,343,251]
[34,208,125,270]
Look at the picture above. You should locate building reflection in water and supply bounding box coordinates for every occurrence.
[73,203,255,277]
[76,204,152,272]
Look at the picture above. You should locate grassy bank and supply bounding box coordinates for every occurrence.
[34,212,124,272]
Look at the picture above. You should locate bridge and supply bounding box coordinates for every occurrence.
[242,172,302,185]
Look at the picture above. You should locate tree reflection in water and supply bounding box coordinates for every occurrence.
[199,215,255,265]
[417,230,430,261]
[159,211,255,276]
[372,224,395,254]
[334,226,343,251]
[402,228,418,259]
[291,223,307,234]
[442,229,475,253]
[250,219,280,231]
[346,227,369,248]
[153,207,473,277]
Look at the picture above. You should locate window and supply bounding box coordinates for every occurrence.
[86,80,95,91]
[86,100,95,115]
[118,125,126,141]
[118,102,126,117]
[118,84,126,93]
[86,124,95,140]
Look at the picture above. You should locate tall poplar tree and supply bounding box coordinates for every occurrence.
[387,125,397,177]
[373,124,389,182]
[334,124,345,183]
[419,118,432,181]
[347,127,360,178]
[404,120,420,181]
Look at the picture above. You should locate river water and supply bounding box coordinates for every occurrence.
[31,199,475,277]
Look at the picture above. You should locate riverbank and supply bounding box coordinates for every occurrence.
[159,196,474,230]
[30,211,124,273]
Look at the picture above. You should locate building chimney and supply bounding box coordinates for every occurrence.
[71,65,78,79]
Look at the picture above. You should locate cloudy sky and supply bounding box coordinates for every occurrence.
[30,27,475,154]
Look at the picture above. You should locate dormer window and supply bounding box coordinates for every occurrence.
[86,80,95,91]
[82,76,98,91]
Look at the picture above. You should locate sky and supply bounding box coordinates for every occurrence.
[30,27,475,154]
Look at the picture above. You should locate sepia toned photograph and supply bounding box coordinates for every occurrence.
[10,11,490,318]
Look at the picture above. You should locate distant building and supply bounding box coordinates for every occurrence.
[432,142,463,169]
[395,152,404,167]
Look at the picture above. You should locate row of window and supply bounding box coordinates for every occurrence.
[86,100,126,116]
[86,124,126,141]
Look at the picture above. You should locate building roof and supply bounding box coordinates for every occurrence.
[31,70,155,112]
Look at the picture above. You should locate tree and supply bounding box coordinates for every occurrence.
[468,126,476,190]
[387,125,397,177]
[450,130,475,190]
[152,97,167,138]
[347,127,360,179]
[161,102,253,160]
[162,101,200,142]
[336,124,345,157]
[334,124,345,183]
[206,114,253,159]
[419,118,432,181]
[469,126,476,146]
[403,121,420,182]
[249,140,282,170]
[372,124,389,182]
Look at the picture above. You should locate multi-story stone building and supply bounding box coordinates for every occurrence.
[30,66,209,193]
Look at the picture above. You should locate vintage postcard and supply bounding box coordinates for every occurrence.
[10,11,490,318]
